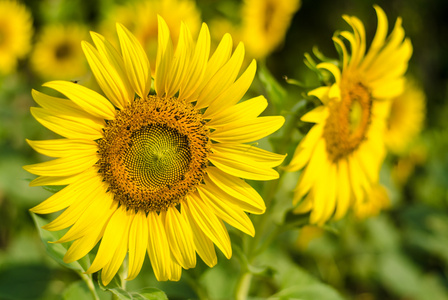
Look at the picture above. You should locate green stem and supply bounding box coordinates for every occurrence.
[80,274,100,300]
[183,271,209,300]
[234,272,253,300]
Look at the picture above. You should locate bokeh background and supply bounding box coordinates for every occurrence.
[1,0,447,299]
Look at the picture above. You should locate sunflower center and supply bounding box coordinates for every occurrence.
[323,81,372,162]
[55,42,72,59]
[97,96,210,213]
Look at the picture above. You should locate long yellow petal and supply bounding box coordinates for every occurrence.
[30,107,103,140]
[334,158,351,220]
[204,59,257,119]
[210,116,284,143]
[208,152,279,181]
[26,139,97,158]
[196,42,244,109]
[23,153,97,177]
[30,167,100,214]
[82,41,129,110]
[165,207,196,269]
[127,210,148,280]
[186,192,231,259]
[197,186,255,236]
[205,167,265,214]
[182,202,217,268]
[179,23,211,101]
[43,81,115,120]
[155,16,174,96]
[87,206,133,274]
[206,96,267,128]
[211,143,285,168]
[90,31,134,107]
[116,23,151,99]
[147,211,172,281]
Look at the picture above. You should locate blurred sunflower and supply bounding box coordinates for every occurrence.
[241,0,301,59]
[25,18,285,285]
[285,6,412,224]
[385,79,426,155]
[30,24,88,80]
[99,0,201,72]
[0,0,33,75]
[354,184,390,219]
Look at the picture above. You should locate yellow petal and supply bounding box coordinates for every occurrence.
[23,153,97,177]
[196,42,245,109]
[82,41,129,110]
[204,59,257,119]
[147,211,172,281]
[87,206,134,274]
[210,116,285,143]
[165,207,196,269]
[300,106,328,123]
[43,81,115,120]
[30,107,103,140]
[26,139,97,158]
[155,16,174,97]
[206,167,265,214]
[334,158,351,220]
[197,186,255,236]
[30,167,100,214]
[186,192,232,259]
[207,96,267,128]
[182,203,217,268]
[127,210,148,280]
[179,23,211,101]
[317,62,340,85]
[116,23,151,99]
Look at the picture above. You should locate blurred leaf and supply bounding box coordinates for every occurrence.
[31,212,86,273]
[63,281,94,300]
[0,264,52,300]
[258,62,287,107]
[130,288,168,300]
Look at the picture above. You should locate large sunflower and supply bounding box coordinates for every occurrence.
[25,18,285,285]
[285,6,412,225]
[0,0,33,75]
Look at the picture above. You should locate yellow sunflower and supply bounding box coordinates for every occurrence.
[99,0,201,72]
[30,24,88,80]
[25,18,285,285]
[241,0,301,59]
[385,79,426,155]
[0,0,33,75]
[285,6,412,225]
[353,184,390,219]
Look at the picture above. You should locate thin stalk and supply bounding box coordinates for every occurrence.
[80,274,100,300]
[234,272,253,300]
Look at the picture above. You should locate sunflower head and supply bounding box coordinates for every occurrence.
[0,0,33,75]
[286,5,412,225]
[25,17,285,285]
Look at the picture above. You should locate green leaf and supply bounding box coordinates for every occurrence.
[31,212,85,273]
[258,62,287,107]
[63,281,93,300]
[131,288,168,300]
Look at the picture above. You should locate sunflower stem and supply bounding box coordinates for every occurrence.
[234,272,252,300]
[80,274,100,300]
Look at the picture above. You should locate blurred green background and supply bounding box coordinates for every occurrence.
[1,0,447,299]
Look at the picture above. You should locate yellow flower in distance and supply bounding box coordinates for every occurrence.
[0,0,33,75]
[285,6,412,225]
[25,18,285,285]
[31,24,88,80]
[242,0,301,59]
[385,79,426,155]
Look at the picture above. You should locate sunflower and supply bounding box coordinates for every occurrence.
[241,0,301,59]
[25,18,285,285]
[285,6,412,225]
[30,24,88,80]
[99,0,201,73]
[0,0,33,75]
[353,184,390,219]
[385,79,426,155]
